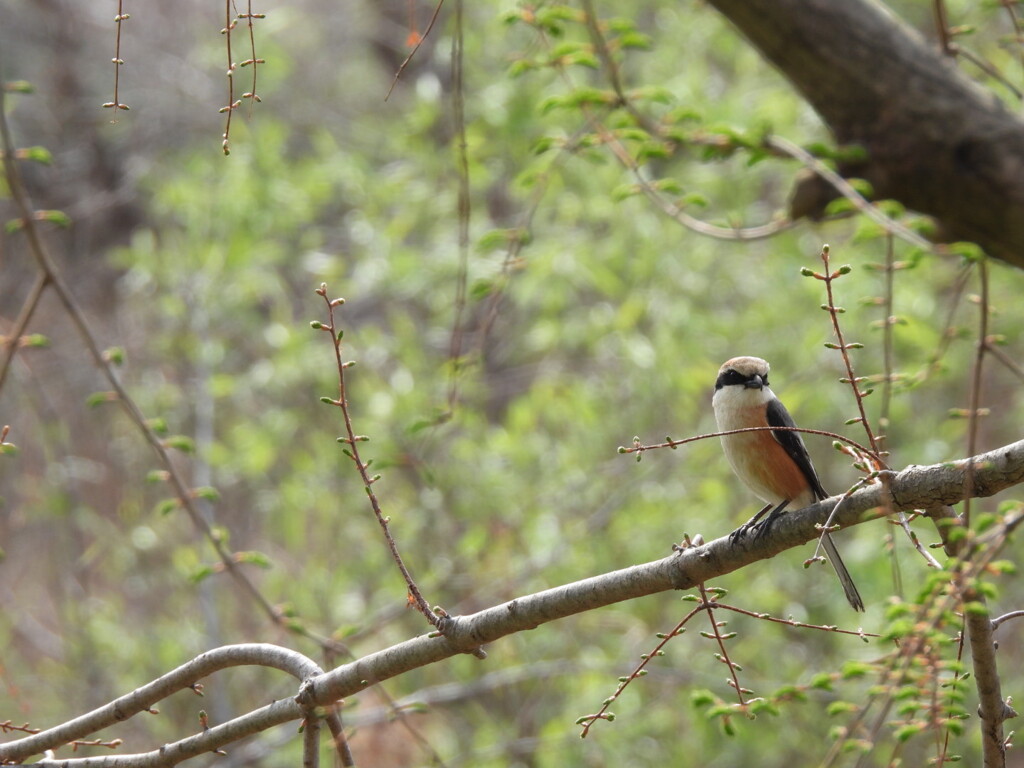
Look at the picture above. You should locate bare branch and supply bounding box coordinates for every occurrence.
[0,645,330,765]
[2,441,1022,765]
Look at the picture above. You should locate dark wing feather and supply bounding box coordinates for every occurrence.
[765,397,829,501]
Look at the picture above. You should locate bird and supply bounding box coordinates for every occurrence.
[711,356,865,612]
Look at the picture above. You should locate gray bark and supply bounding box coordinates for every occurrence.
[707,0,1024,268]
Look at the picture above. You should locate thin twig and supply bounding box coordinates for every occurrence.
[984,342,1024,383]
[0,271,49,392]
[697,583,748,708]
[933,0,954,56]
[922,263,973,383]
[578,601,704,737]
[314,286,453,636]
[101,1,131,114]
[999,0,1024,93]
[877,234,896,454]
[766,136,932,251]
[445,0,469,415]
[964,258,990,529]
[220,0,240,154]
[952,43,1024,100]
[622,425,885,471]
[238,0,265,116]
[816,245,883,457]
[384,0,445,101]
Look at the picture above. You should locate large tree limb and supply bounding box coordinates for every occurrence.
[706,0,1024,268]
[3,439,1023,766]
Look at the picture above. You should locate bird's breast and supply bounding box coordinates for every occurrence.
[714,401,815,508]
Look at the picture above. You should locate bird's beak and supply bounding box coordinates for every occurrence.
[744,375,764,390]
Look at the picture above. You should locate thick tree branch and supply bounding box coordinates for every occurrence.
[706,0,1024,267]
[3,440,1023,767]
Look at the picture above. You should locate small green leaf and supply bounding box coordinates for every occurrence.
[192,486,221,502]
[36,210,71,228]
[235,550,272,569]
[155,498,180,516]
[690,689,715,708]
[810,673,833,691]
[826,700,858,716]
[146,417,169,435]
[841,660,872,679]
[86,391,118,407]
[164,435,196,454]
[21,146,53,165]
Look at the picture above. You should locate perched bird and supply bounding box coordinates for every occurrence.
[711,356,865,612]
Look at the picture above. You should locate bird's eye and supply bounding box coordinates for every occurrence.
[718,369,747,387]
[762,376,769,385]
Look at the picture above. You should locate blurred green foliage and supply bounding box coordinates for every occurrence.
[1,1,1023,766]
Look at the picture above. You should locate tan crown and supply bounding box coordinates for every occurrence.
[718,356,770,378]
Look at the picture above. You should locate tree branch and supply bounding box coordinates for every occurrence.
[0,645,337,767]
[706,0,1024,267]
[4,440,1023,766]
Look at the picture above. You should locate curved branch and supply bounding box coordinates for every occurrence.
[0,645,327,766]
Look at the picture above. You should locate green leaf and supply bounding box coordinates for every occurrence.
[192,486,221,502]
[155,498,180,516]
[190,564,215,583]
[825,700,858,716]
[86,391,117,407]
[840,660,872,679]
[36,210,72,228]
[146,417,169,435]
[164,435,196,453]
[690,689,715,708]
[235,550,272,569]
[22,146,53,164]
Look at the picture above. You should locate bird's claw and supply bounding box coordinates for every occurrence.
[728,501,790,545]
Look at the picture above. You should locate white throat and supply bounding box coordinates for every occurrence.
[712,384,775,430]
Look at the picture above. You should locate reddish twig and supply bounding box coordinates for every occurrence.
[578,599,704,737]
[620,425,885,471]
[220,1,241,154]
[0,272,48,392]
[579,547,879,739]
[385,0,445,101]
[696,583,750,712]
[237,1,266,116]
[313,285,455,637]
[805,245,885,460]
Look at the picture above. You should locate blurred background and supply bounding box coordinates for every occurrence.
[1,1,1022,765]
